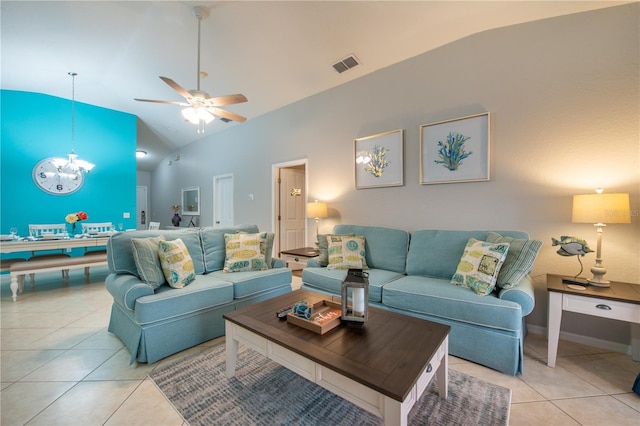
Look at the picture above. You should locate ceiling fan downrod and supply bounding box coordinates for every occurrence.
[193,6,204,92]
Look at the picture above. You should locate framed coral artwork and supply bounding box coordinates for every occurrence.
[354,129,404,189]
[420,112,490,184]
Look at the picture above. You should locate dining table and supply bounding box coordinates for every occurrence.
[2,235,113,301]
[0,235,111,254]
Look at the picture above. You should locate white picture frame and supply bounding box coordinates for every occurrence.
[420,113,490,184]
[354,129,404,189]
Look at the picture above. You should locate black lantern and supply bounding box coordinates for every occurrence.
[341,269,369,328]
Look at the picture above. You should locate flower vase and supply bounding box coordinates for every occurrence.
[171,213,182,227]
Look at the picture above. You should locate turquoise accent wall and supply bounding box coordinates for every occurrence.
[1,90,136,244]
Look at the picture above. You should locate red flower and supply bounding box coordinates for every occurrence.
[77,211,88,221]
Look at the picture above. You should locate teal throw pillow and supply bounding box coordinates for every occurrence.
[486,232,542,289]
[131,235,166,290]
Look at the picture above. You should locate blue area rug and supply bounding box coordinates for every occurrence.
[149,343,511,425]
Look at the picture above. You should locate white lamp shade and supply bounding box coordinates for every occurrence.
[572,193,630,224]
[182,106,214,124]
[306,201,328,219]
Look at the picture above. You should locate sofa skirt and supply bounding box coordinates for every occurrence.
[108,284,292,364]
[301,284,524,375]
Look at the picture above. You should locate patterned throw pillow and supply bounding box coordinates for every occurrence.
[326,235,369,270]
[317,233,355,267]
[131,235,166,289]
[486,232,542,289]
[451,238,510,296]
[223,232,269,272]
[158,238,196,288]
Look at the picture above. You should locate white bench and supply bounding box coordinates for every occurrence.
[9,253,108,301]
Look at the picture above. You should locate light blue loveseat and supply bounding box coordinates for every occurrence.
[106,225,292,364]
[301,225,539,376]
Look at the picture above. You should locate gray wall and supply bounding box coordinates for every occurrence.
[150,5,639,349]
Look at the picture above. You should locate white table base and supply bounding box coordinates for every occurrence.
[225,320,448,426]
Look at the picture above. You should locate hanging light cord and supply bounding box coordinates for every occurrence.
[69,71,77,154]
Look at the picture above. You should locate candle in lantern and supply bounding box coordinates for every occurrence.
[353,288,365,316]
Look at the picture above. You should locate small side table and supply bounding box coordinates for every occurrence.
[546,273,640,367]
[280,247,320,271]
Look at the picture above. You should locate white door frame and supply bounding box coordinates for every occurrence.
[272,158,308,255]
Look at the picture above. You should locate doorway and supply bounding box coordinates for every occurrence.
[136,186,148,230]
[213,174,234,227]
[272,159,308,256]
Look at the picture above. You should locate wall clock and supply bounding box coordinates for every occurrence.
[32,157,84,195]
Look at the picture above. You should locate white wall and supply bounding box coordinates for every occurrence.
[151,5,639,347]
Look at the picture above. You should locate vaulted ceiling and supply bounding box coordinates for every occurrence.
[2,1,628,170]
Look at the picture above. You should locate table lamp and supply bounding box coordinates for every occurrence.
[306,200,328,241]
[572,189,630,287]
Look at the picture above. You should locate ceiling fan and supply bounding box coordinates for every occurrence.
[135,6,247,132]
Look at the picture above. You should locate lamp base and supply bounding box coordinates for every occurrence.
[588,265,610,287]
[588,277,610,288]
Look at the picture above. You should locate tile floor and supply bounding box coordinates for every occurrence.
[1,266,639,425]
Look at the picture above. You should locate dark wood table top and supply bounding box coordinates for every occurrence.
[224,289,450,402]
[547,274,640,305]
[279,247,320,257]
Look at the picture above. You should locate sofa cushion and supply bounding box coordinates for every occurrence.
[406,230,529,279]
[332,225,410,273]
[486,232,542,289]
[223,232,269,272]
[382,275,523,332]
[108,229,204,276]
[200,225,260,273]
[326,235,369,270]
[133,275,234,325]
[451,238,510,295]
[302,267,403,303]
[207,268,292,300]
[131,235,166,289]
[158,238,196,288]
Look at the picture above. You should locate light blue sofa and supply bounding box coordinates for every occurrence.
[301,225,538,376]
[105,225,292,364]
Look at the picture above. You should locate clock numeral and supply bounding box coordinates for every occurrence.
[56,184,64,191]
[39,172,46,179]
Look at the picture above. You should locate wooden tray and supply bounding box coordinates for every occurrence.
[287,299,342,334]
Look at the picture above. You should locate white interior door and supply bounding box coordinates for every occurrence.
[279,167,305,252]
[213,174,234,227]
[136,186,148,230]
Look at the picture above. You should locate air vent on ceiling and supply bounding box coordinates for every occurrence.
[332,55,360,74]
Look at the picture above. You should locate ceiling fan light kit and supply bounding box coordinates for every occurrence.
[134,6,247,134]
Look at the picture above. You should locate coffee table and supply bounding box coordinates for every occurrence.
[224,290,450,426]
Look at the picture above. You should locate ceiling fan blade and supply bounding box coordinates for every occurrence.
[206,107,247,123]
[207,94,248,107]
[134,98,189,106]
[159,76,193,100]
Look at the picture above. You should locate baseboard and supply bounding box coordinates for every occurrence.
[527,324,632,356]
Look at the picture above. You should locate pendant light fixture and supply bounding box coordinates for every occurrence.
[52,72,95,175]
